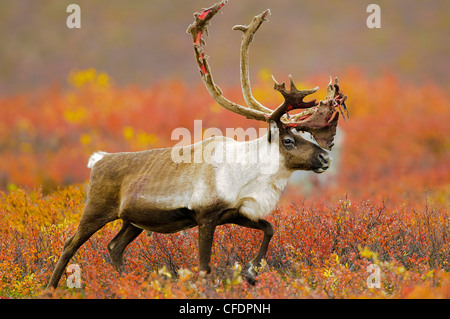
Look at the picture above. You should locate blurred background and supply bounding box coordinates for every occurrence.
[1,0,448,95]
[0,0,448,202]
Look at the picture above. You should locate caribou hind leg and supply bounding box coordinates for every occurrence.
[47,203,118,289]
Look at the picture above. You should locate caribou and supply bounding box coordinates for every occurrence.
[47,0,347,289]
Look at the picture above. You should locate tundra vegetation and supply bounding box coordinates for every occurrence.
[0,65,448,298]
[0,2,449,299]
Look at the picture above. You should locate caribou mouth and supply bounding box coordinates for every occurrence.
[313,166,328,174]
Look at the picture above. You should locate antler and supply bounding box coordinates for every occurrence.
[187,1,348,150]
[186,1,268,122]
[269,74,319,124]
[232,9,273,114]
[270,75,348,149]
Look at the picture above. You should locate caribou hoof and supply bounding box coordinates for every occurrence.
[243,273,257,286]
[243,266,258,285]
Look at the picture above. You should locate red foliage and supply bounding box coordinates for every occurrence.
[0,69,449,298]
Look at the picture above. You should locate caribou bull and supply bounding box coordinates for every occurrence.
[47,0,347,289]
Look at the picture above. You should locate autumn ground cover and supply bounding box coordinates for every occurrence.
[0,69,449,298]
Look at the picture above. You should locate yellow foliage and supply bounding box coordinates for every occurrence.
[80,133,91,146]
[123,126,158,149]
[123,126,134,140]
[137,132,158,147]
[359,246,379,263]
[68,68,110,89]
[63,107,87,124]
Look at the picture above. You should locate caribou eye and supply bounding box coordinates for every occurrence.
[283,137,295,149]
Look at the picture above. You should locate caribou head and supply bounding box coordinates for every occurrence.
[187,1,348,174]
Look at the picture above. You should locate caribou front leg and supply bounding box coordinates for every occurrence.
[198,222,217,275]
[248,219,273,274]
[225,215,274,285]
[107,221,143,272]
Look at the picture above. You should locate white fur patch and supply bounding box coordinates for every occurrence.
[213,135,292,221]
[237,174,290,221]
[87,151,108,168]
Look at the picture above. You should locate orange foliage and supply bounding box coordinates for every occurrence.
[1,186,449,299]
[0,69,449,298]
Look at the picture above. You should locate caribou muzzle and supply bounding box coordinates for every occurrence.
[313,153,332,174]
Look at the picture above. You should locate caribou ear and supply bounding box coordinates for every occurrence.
[267,121,280,143]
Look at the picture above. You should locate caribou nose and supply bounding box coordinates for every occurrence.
[318,153,331,167]
[313,153,332,173]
